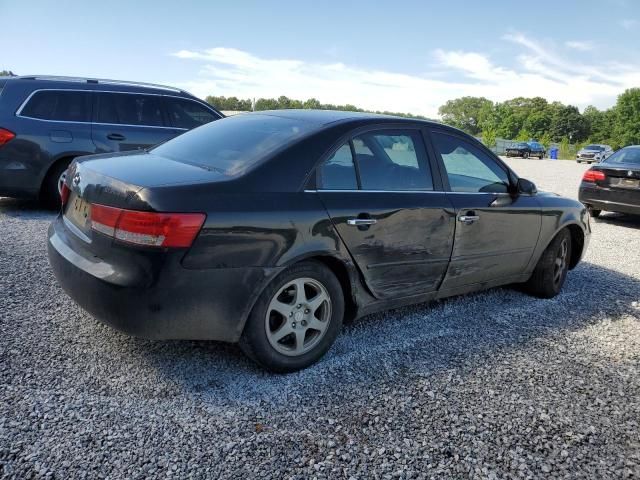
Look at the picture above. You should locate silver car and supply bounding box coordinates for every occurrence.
[576,144,613,163]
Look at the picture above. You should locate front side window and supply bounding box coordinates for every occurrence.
[318,143,358,190]
[166,98,218,129]
[96,93,165,127]
[20,90,91,122]
[432,131,510,193]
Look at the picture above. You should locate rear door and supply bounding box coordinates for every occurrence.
[429,128,541,290]
[91,92,176,153]
[316,127,455,299]
[164,96,221,130]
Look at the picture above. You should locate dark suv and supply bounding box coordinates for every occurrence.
[0,76,223,204]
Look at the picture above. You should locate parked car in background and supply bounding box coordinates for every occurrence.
[505,141,546,159]
[48,110,590,372]
[579,145,640,217]
[576,144,613,164]
[0,76,223,205]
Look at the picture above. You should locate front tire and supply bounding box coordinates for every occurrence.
[240,261,344,372]
[523,229,572,298]
[588,206,602,218]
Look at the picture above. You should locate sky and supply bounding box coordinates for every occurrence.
[2,0,640,117]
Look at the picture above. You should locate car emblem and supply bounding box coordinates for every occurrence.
[72,173,81,186]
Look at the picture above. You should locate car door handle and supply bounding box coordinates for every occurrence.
[107,133,126,141]
[458,214,480,224]
[347,218,377,226]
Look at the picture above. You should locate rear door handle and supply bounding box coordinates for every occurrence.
[347,218,377,226]
[107,133,126,141]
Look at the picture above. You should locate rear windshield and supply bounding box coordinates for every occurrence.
[603,147,640,165]
[151,114,319,176]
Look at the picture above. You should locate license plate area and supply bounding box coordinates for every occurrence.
[610,178,639,189]
[64,193,92,235]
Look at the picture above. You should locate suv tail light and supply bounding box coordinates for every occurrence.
[0,128,15,146]
[582,170,606,182]
[91,204,206,248]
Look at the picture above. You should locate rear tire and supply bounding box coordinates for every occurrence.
[523,229,572,299]
[523,152,530,159]
[588,207,602,218]
[240,261,344,372]
[41,160,71,209]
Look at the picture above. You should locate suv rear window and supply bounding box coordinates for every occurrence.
[96,92,165,127]
[165,97,218,129]
[20,90,91,122]
[151,114,319,177]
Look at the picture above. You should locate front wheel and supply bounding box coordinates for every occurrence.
[240,261,344,372]
[523,229,572,298]
[588,206,602,218]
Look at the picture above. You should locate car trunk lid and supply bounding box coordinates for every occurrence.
[594,164,640,190]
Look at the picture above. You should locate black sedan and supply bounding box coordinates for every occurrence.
[505,142,546,159]
[579,145,640,217]
[48,111,590,372]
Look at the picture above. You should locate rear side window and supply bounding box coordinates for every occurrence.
[166,98,218,129]
[20,90,91,122]
[96,93,165,127]
[319,130,433,191]
[151,114,319,177]
[319,144,358,190]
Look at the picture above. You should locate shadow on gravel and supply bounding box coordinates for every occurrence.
[136,261,639,404]
[593,212,640,230]
[0,197,56,220]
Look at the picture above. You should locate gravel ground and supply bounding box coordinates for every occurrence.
[1,158,639,479]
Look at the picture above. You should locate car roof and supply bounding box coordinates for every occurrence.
[6,75,194,97]
[249,109,439,127]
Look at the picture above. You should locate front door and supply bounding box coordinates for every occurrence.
[428,129,541,290]
[91,92,177,153]
[316,129,456,299]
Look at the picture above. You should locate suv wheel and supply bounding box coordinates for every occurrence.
[523,152,530,159]
[240,261,344,372]
[41,160,71,208]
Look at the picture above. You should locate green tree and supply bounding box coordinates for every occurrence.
[438,96,494,135]
[481,126,497,150]
[614,88,640,146]
[549,105,589,142]
[0,70,16,77]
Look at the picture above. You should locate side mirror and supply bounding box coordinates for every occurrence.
[517,178,537,195]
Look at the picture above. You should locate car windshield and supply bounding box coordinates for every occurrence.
[603,147,640,165]
[516,143,528,147]
[151,114,319,176]
[584,145,604,151]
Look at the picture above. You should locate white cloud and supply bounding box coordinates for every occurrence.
[171,36,640,118]
[620,19,638,29]
[565,40,595,51]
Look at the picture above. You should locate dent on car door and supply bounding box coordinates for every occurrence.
[429,130,541,291]
[91,92,176,153]
[316,129,455,299]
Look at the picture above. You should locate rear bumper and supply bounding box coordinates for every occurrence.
[47,216,281,342]
[0,164,40,198]
[579,184,640,215]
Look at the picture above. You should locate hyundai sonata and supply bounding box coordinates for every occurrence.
[48,110,590,372]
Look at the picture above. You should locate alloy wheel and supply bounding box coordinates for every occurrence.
[553,238,569,287]
[265,277,332,357]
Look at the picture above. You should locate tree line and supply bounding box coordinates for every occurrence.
[205,95,430,120]
[438,90,640,150]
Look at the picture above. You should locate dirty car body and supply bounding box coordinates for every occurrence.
[48,110,590,370]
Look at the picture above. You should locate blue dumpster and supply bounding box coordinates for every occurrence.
[549,147,558,160]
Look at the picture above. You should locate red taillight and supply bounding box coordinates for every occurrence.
[0,128,15,146]
[60,183,71,206]
[582,170,606,182]
[90,204,205,248]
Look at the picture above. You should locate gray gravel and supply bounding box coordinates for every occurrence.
[1,158,639,479]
